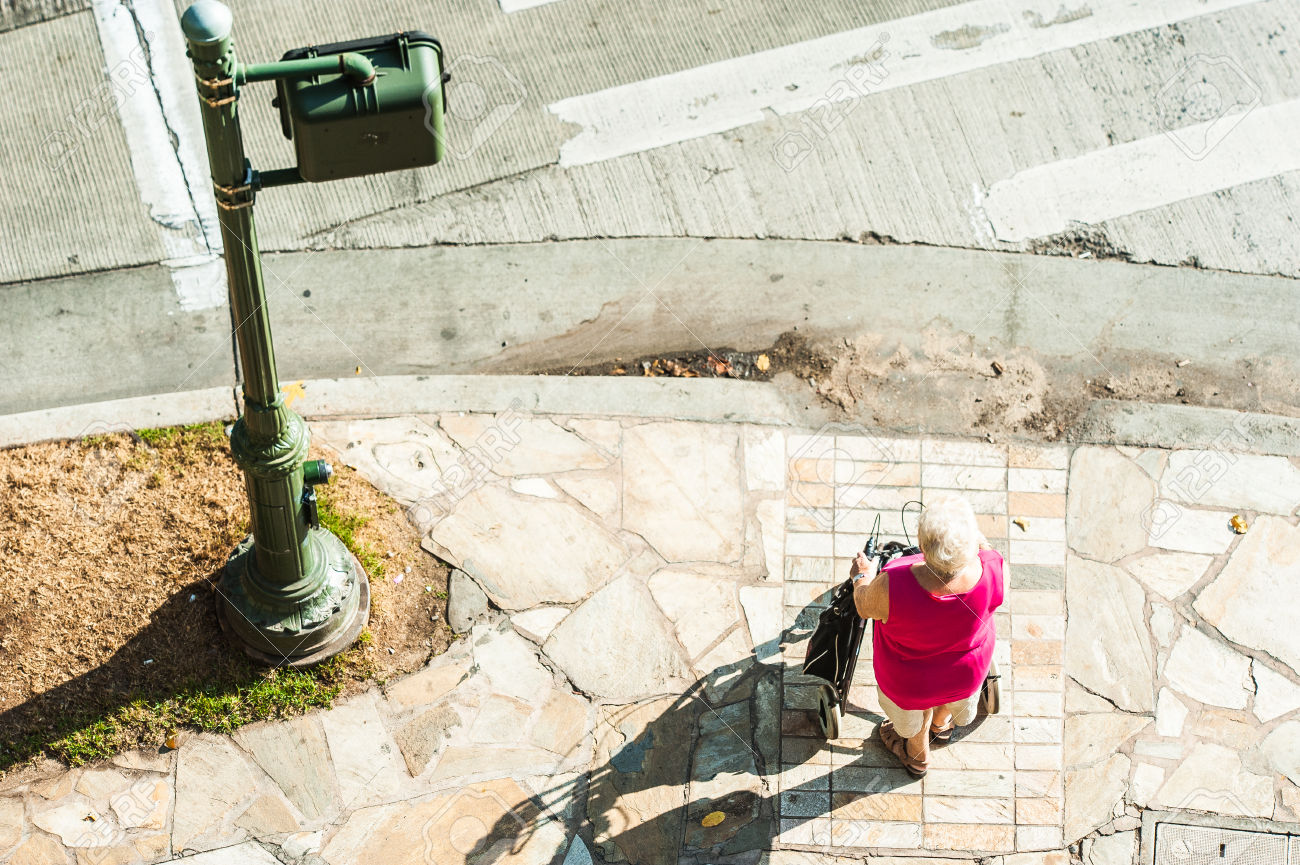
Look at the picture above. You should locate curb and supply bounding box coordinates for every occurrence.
[2,376,1297,457]
[1071,399,1300,457]
[0,376,793,448]
[0,386,238,449]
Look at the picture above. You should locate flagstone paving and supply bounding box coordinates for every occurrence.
[1,413,1298,865]
[777,433,1066,857]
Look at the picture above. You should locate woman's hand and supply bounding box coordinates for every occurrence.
[851,552,878,580]
[851,554,888,621]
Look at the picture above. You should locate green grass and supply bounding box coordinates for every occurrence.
[44,658,363,767]
[136,421,226,449]
[0,420,397,775]
[317,488,386,579]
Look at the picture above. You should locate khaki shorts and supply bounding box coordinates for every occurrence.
[876,687,981,739]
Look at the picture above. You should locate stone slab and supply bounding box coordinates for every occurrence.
[1154,742,1273,817]
[1195,516,1300,672]
[544,574,690,700]
[234,715,338,825]
[1064,714,1150,769]
[318,694,412,811]
[1065,557,1154,712]
[622,421,745,563]
[425,483,630,611]
[1063,754,1129,843]
[1160,451,1300,515]
[1163,626,1253,709]
[1066,448,1154,562]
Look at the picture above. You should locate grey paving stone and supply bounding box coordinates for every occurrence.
[1063,754,1129,843]
[394,704,463,777]
[426,483,630,611]
[1012,565,1064,591]
[543,574,690,701]
[1066,448,1154,563]
[1195,516,1300,672]
[234,715,339,825]
[447,567,490,633]
[1064,557,1153,713]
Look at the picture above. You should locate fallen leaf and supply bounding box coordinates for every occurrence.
[1012,517,1029,531]
[164,733,179,750]
[991,361,1005,376]
[700,811,726,828]
[354,366,362,375]
[1230,514,1248,534]
[755,353,771,372]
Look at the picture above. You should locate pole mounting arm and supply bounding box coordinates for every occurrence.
[214,161,256,210]
[237,53,377,87]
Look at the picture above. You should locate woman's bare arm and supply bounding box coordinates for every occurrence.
[850,553,889,622]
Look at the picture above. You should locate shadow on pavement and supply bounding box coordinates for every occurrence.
[466,597,952,865]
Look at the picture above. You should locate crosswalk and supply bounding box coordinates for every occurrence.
[984,97,1300,242]
[548,0,1265,169]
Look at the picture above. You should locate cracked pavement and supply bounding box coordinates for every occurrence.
[3,411,1299,865]
[2,0,1300,862]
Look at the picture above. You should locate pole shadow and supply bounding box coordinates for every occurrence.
[0,569,304,774]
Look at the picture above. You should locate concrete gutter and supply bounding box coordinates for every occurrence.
[2,375,1297,457]
[1072,399,1300,457]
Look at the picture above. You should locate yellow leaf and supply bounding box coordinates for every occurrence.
[165,733,179,750]
[755,353,771,373]
[1012,517,1029,532]
[354,366,363,375]
[701,811,726,828]
[1230,514,1248,534]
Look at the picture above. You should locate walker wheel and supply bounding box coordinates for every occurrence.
[817,684,842,739]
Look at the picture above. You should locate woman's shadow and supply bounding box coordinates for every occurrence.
[467,597,998,865]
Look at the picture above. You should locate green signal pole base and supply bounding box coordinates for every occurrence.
[216,530,370,668]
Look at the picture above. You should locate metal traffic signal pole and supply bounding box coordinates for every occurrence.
[180,1,370,666]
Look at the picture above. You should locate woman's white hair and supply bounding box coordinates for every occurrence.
[918,494,980,578]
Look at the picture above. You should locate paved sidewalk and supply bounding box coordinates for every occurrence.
[1,409,1298,865]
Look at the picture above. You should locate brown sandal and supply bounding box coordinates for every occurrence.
[878,721,928,777]
[930,720,954,744]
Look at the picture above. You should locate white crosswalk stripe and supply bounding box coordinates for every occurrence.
[548,0,1265,167]
[984,97,1300,241]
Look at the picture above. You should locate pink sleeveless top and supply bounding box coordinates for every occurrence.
[872,549,1004,710]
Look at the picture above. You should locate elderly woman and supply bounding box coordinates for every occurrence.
[850,494,1005,776]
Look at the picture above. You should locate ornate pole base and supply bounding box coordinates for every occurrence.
[216,529,370,667]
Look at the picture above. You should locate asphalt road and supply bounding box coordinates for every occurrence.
[0,0,1297,420]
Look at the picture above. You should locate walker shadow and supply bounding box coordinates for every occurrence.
[0,569,321,774]
[466,597,994,865]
